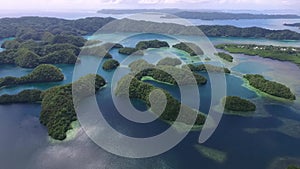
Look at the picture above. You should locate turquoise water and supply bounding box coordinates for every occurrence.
[0,34,300,169]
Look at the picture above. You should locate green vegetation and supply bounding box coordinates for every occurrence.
[215,52,233,62]
[216,44,300,65]
[14,48,40,68]
[0,17,115,39]
[244,74,296,100]
[0,89,42,104]
[183,64,231,74]
[199,25,300,40]
[136,40,169,50]
[0,38,81,67]
[118,47,144,55]
[173,42,204,56]
[287,165,300,169]
[102,59,120,70]
[130,60,207,85]
[224,96,256,112]
[40,74,106,140]
[0,64,64,88]
[157,57,182,66]
[115,75,206,125]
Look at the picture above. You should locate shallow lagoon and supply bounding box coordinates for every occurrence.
[0,34,300,169]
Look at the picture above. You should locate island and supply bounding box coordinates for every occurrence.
[284,23,300,28]
[40,74,106,140]
[287,165,300,169]
[130,60,207,85]
[157,57,182,66]
[224,96,256,112]
[102,59,120,70]
[118,47,144,55]
[172,11,300,20]
[215,52,233,62]
[216,44,300,65]
[0,36,82,67]
[0,89,42,104]
[115,75,206,125]
[173,42,204,56]
[135,39,169,50]
[183,64,231,74]
[244,74,296,100]
[0,64,64,88]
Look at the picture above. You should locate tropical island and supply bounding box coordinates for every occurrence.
[0,64,64,88]
[130,60,207,85]
[216,44,300,65]
[40,74,106,140]
[115,75,206,125]
[102,59,120,70]
[183,64,231,74]
[136,39,169,50]
[284,23,300,28]
[215,52,233,62]
[244,74,296,100]
[157,57,182,66]
[0,35,82,67]
[224,96,256,112]
[0,89,42,104]
[118,47,144,55]
[173,42,204,56]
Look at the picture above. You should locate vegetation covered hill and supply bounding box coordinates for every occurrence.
[157,57,182,66]
[102,59,120,70]
[216,44,300,65]
[183,64,231,74]
[115,75,206,125]
[0,89,42,104]
[0,35,83,67]
[40,74,106,140]
[215,52,233,62]
[129,60,207,85]
[173,42,204,56]
[0,64,64,88]
[224,96,256,112]
[136,40,169,50]
[244,74,296,100]
[118,47,143,55]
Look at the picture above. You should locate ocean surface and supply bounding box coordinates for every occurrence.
[1,12,300,169]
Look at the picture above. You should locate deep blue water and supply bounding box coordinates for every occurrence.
[0,33,300,169]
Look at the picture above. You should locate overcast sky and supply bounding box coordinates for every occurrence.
[1,0,300,11]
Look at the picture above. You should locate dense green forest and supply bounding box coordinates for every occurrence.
[215,52,233,62]
[216,44,300,65]
[0,34,83,67]
[183,64,231,74]
[136,40,169,50]
[0,64,64,88]
[157,57,182,66]
[173,42,204,56]
[0,16,115,39]
[115,75,206,125]
[102,59,120,70]
[224,96,256,112]
[40,74,106,140]
[130,60,207,85]
[244,74,296,100]
[1,17,300,40]
[118,47,144,55]
[0,89,42,104]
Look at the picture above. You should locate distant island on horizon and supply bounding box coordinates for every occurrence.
[97,9,300,20]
